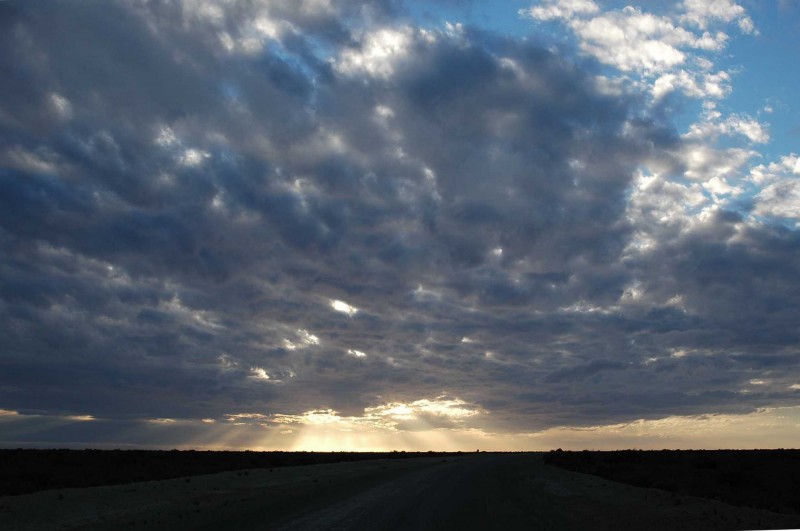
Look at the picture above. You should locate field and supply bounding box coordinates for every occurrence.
[544,449,800,515]
[0,449,458,496]
[2,450,800,530]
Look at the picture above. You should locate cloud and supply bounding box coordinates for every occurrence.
[331,299,359,316]
[335,26,418,78]
[521,0,754,101]
[685,109,770,144]
[680,0,755,34]
[651,69,731,100]
[0,0,798,449]
[520,0,599,21]
[755,179,800,221]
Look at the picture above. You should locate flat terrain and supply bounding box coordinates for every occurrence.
[0,449,453,496]
[544,449,800,515]
[4,453,800,530]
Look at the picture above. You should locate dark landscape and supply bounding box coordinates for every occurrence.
[3,449,800,530]
[544,449,800,516]
[0,449,459,496]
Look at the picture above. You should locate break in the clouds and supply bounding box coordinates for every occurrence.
[1,0,799,450]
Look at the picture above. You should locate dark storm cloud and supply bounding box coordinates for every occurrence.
[1,0,799,444]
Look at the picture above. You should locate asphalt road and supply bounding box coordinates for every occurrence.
[4,453,800,530]
[264,454,800,531]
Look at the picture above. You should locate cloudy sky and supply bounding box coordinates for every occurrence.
[1,0,799,451]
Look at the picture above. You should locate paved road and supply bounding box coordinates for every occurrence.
[263,454,800,531]
[5,453,800,530]
[271,455,514,531]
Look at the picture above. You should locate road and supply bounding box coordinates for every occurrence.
[4,453,800,530]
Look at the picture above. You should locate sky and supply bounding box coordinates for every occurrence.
[1,0,799,451]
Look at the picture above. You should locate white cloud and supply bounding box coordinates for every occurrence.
[652,69,731,100]
[550,6,730,73]
[366,397,480,420]
[748,154,800,220]
[155,126,178,147]
[249,367,272,380]
[685,113,769,144]
[560,300,618,314]
[259,396,482,433]
[298,329,319,345]
[225,412,270,425]
[703,175,740,196]
[161,295,223,331]
[680,0,755,33]
[179,148,211,166]
[678,144,756,184]
[748,154,800,184]
[331,299,358,316]
[737,16,755,35]
[521,0,754,100]
[755,180,800,220]
[623,168,710,257]
[283,329,320,350]
[520,0,599,21]
[335,27,416,79]
[147,418,177,424]
[569,9,691,74]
